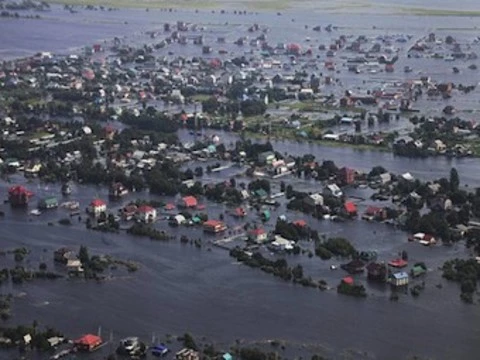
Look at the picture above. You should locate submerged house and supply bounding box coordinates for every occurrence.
[87,199,107,216]
[366,262,388,282]
[135,205,157,223]
[38,196,58,210]
[324,183,343,198]
[203,220,227,233]
[390,272,409,287]
[109,182,129,198]
[179,196,198,208]
[74,334,103,352]
[248,228,268,243]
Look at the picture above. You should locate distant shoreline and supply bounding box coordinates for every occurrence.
[47,0,480,15]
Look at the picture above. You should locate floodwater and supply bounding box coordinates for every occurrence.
[1,3,480,360]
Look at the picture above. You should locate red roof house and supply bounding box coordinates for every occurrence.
[88,199,106,216]
[203,219,227,233]
[338,167,355,185]
[342,276,354,285]
[248,228,267,243]
[8,185,34,207]
[293,219,307,228]
[135,205,157,223]
[164,203,175,211]
[179,196,198,208]
[233,207,247,217]
[74,334,102,352]
[388,258,408,268]
[344,201,357,216]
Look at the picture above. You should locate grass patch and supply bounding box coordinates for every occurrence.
[287,101,364,114]
[191,94,212,103]
[399,7,480,17]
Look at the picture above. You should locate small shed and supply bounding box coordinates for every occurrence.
[390,272,409,287]
[38,196,58,210]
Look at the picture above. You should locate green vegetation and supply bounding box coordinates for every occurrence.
[315,237,357,259]
[127,223,173,241]
[400,7,480,17]
[337,281,367,298]
[442,259,480,303]
[230,248,327,289]
[0,324,64,351]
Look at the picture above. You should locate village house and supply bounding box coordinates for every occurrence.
[232,207,247,218]
[176,348,200,360]
[179,195,198,208]
[54,248,75,264]
[366,262,388,282]
[323,183,343,198]
[109,182,129,198]
[135,205,157,223]
[121,204,138,221]
[248,228,268,243]
[257,151,276,165]
[338,167,356,185]
[270,235,295,251]
[169,214,186,226]
[411,263,427,278]
[74,334,103,352]
[341,259,365,274]
[344,201,358,217]
[67,259,84,275]
[203,219,227,233]
[304,193,324,207]
[378,172,392,184]
[390,272,409,287]
[87,199,107,217]
[362,206,386,221]
[24,163,42,177]
[38,196,58,210]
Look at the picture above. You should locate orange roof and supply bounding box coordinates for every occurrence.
[75,334,102,346]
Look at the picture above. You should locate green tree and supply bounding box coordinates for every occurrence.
[78,245,90,265]
[450,167,459,192]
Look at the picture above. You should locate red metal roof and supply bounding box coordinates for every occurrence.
[137,205,155,213]
[293,219,307,227]
[249,228,266,236]
[344,201,357,214]
[365,206,382,216]
[8,185,33,197]
[182,196,198,207]
[204,220,223,227]
[90,199,106,207]
[75,334,102,346]
[164,203,175,210]
[388,259,408,268]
